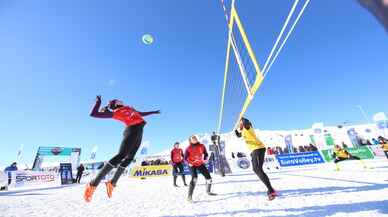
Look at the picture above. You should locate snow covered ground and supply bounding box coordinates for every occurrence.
[1,159,388,217]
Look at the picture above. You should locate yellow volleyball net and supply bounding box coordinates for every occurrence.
[217,0,311,133]
[217,1,264,133]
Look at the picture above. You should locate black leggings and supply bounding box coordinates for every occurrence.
[109,123,144,168]
[76,172,83,183]
[334,155,361,163]
[251,148,274,193]
[173,162,185,176]
[90,123,144,187]
[384,151,388,159]
[190,164,211,180]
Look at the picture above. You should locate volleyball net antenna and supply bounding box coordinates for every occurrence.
[217,0,311,133]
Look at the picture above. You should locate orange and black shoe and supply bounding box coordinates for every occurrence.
[105,181,115,199]
[267,190,278,201]
[84,183,97,202]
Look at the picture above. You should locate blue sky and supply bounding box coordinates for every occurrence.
[0,0,387,166]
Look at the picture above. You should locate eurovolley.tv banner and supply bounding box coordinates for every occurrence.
[275,151,325,167]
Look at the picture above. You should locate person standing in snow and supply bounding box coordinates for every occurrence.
[76,164,85,184]
[185,135,216,202]
[4,162,18,185]
[235,117,277,200]
[170,142,187,187]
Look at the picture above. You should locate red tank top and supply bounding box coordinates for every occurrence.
[171,148,184,163]
[112,106,145,126]
[186,143,206,167]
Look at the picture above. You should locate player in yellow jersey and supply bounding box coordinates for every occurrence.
[332,145,366,171]
[235,117,277,200]
[379,137,388,159]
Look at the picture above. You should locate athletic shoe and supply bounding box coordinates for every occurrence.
[207,192,217,196]
[267,191,277,201]
[83,183,96,202]
[187,196,193,203]
[105,181,114,198]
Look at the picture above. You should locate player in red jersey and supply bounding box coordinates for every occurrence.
[185,135,216,202]
[84,95,160,202]
[171,142,187,187]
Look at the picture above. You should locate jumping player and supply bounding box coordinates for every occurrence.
[171,142,187,187]
[235,117,277,200]
[332,144,366,171]
[84,95,160,202]
[185,135,216,202]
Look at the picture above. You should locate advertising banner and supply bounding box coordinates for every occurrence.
[0,171,7,189]
[324,133,335,146]
[237,158,251,169]
[131,165,172,178]
[369,146,386,157]
[9,171,61,189]
[374,112,388,137]
[312,123,326,149]
[275,151,325,167]
[285,135,294,153]
[32,146,81,171]
[321,146,375,162]
[60,163,73,185]
[347,128,362,148]
[131,162,215,178]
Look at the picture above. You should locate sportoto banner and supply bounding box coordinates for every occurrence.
[130,165,172,178]
[321,146,375,162]
[275,151,325,167]
[9,171,61,189]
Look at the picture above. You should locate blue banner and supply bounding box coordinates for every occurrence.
[59,163,73,184]
[275,151,325,167]
[37,147,81,156]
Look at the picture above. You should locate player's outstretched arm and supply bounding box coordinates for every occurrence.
[138,110,161,117]
[90,95,114,119]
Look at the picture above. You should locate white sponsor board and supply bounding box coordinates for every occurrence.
[9,171,61,189]
[0,171,7,188]
[369,145,386,157]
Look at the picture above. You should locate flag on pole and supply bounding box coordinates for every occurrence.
[17,144,24,162]
[140,141,150,156]
[90,146,98,160]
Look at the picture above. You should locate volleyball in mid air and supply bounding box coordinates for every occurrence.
[142,34,154,45]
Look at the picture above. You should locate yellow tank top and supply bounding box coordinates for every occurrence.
[382,143,388,152]
[334,148,349,158]
[242,127,265,152]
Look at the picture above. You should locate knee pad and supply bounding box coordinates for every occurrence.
[206,179,212,185]
[191,177,198,184]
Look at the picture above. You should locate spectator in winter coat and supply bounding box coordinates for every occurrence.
[4,162,18,185]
